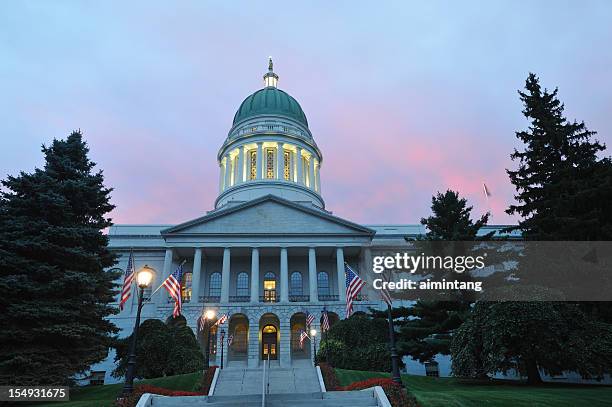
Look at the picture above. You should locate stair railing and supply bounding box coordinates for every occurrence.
[261,353,270,407]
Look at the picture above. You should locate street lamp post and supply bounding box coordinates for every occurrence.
[387,304,402,385]
[203,309,216,369]
[310,328,317,365]
[121,265,154,396]
[220,329,225,369]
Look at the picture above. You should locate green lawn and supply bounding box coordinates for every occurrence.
[335,368,612,407]
[31,372,202,407]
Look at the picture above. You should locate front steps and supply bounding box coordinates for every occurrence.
[214,364,320,396]
[146,390,378,406]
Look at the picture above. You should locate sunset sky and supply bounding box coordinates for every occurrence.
[1,1,611,226]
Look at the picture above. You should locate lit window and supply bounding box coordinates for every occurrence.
[209,273,222,297]
[290,272,302,295]
[249,151,257,180]
[181,272,192,302]
[317,272,330,296]
[266,149,275,179]
[283,151,291,181]
[264,272,276,302]
[236,272,249,297]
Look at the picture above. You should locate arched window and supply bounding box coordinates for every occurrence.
[181,271,192,302]
[290,272,303,295]
[263,272,276,302]
[317,271,330,296]
[236,272,249,297]
[209,272,222,297]
[233,323,248,353]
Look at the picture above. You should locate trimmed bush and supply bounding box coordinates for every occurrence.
[318,362,340,391]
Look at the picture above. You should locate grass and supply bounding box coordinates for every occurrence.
[335,368,612,407]
[30,372,202,407]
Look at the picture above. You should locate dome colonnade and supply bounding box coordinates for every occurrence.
[215,59,324,208]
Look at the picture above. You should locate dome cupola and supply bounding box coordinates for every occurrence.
[215,59,324,209]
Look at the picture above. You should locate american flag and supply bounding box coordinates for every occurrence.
[305,310,315,327]
[345,263,366,318]
[321,308,330,332]
[380,271,393,307]
[119,250,135,310]
[299,330,309,349]
[214,313,229,326]
[162,261,185,318]
[227,335,234,346]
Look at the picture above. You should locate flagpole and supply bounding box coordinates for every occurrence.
[387,303,402,386]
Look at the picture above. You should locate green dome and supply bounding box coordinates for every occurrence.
[233,87,308,127]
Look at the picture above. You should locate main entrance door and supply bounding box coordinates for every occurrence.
[261,325,278,360]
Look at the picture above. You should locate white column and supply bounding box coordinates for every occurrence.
[157,248,173,306]
[237,145,245,184]
[250,248,259,303]
[221,248,230,303]
[224,154,231,188]
[218,162,225,193]
[191,248,203,303]
[256,142,263,180]
[308,247,318,302]
[336,247,346,302]
[276,142,284,180]
[280,247,288,302]
[315,160,321,193]
[308,156,315,189]
[296,147,303,185]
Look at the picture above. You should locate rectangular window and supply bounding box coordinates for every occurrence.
[181,272,192,303]
[89,371,105,386]
[249,151,257,180]
[283,151,291,180]
[266,148,275,179]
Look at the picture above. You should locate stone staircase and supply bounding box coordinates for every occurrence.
[139,364,380,406]
[145,390,377,406]
[214,364,320,395]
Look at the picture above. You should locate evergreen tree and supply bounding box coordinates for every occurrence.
[507,73,612,240]
[395,190,491,364]
[0,131,119,385]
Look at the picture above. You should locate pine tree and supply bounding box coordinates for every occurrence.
[396,190,491,364]
[0,131,119,385]
[507,73,612,240]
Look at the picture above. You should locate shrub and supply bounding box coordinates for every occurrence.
[319,341,393,372]
[112,318,204,379]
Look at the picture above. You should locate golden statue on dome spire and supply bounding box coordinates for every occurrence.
[264,56,279,88]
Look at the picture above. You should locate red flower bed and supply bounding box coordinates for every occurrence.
[135,384,205,396]
[114,382,207,407]
[337,377,419,407]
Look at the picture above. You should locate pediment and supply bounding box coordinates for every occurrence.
[161,195,373,237]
